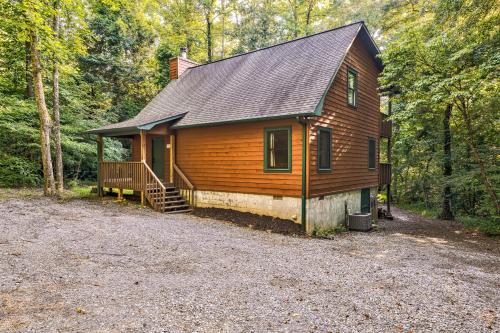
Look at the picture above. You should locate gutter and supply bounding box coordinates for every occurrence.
[297,116,309,231]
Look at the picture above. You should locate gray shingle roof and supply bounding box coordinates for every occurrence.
[89,22,377,134]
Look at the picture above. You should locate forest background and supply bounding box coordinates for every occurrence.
[0,0,498,233]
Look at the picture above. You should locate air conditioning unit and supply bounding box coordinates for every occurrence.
[348,213,372,231]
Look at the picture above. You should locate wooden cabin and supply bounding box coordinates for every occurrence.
[88,21,392,233]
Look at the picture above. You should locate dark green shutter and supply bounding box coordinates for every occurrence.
[368,138,376,169]
[361,188,371,213]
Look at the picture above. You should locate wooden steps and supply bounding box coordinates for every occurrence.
[145,182,192,213]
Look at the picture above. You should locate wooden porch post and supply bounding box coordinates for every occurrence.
[169,134,175,184]
[386,99,393,219]
[140,129,146,207]
[97,134,104,196]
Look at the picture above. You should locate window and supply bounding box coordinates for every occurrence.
[318,127,332,171]
[347,67,357,107]
[368,138,376,170]
[264,127,291,172]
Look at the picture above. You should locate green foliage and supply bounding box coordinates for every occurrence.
[457,216,500,237]
[380,0,499,221]
[312,224,348,238]
[0,155,41,187]
[396,202,441,220]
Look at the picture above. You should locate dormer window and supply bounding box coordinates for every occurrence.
[347,67,357,107]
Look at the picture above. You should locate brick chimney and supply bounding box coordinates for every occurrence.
[169,47,198,80]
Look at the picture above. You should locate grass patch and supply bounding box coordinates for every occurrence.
[457,216,500,237]
[63,185,95,200]
[312,225,348,238]
[0,187,44,200]
[396,202,440,219]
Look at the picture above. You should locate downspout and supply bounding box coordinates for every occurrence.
[297,116,308,231]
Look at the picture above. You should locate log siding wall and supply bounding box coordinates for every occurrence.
[308,35,381,197]
[176,119,303,197]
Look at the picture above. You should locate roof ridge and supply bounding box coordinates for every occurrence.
[187,21,365,70]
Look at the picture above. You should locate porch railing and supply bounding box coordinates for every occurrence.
[99,161,193,210]
[173,164,195,206]
[99,161,144,191]
[379,163,392,185]
[380,113,392,138]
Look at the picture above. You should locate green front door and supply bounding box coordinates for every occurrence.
[151,137,165,180]
[361,188,371,213]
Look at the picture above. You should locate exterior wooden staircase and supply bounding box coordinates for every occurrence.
[145,182,192,213]
[99,161,195,213]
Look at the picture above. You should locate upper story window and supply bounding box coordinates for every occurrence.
[368,137,376,170]
[264,127,291,172]
[347,67,358,107]
[318,127,332,171]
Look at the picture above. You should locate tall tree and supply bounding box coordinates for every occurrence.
[440,104,453,220]
[52,0,63,194]
[199,0,217,62]
[30,30,56,195]
[25,41,34,98]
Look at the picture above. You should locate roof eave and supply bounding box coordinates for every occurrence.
[136,114,186,130]
[86,114,186,136]
[171,112,317,129]
[85,126,140,136]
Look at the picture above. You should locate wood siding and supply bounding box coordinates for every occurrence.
[309,35,381,197]
[169,58,198,80]
[176,119,303,197]
[168,58,178,81]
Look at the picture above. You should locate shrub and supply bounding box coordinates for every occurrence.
[457,216,500,237]
[0,155,41,187]
[312,225,348,238]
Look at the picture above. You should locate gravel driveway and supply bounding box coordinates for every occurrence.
[0,196,499,332]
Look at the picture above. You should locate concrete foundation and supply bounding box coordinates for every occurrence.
[193,187,378,234]
[305,187,377,233]
[194,190,302,224]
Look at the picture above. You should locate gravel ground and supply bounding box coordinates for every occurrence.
[0,196,499,332]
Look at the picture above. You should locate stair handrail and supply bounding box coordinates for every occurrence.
[143,161,166,190]
[142,161,166,211]
[173,163,195,206]
[173,164,194,189]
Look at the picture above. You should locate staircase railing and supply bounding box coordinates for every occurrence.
[143,161,166,211]
[173,164,195,206]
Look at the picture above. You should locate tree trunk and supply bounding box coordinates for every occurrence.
[30,30,56,196]
[206,15,212,62]
[291,0,298,37]
[457,99,499,214]
[440,104,453,220]
[305,0,315,36]
[220,0,225,58]
[25,41,34,98]
[52,0,64,195]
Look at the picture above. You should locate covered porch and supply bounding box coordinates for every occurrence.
[94,123,194,213]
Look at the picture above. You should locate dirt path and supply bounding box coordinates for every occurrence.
[379,206,500,256]
[0,197,499,332]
